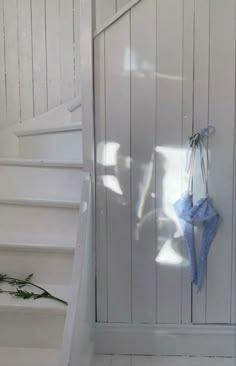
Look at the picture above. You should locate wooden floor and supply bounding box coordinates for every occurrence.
[94,355,235,366]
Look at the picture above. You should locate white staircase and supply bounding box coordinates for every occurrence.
[0,100,84,365]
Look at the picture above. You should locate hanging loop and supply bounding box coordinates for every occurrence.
[186,126,216,197]
[200,125,216,138]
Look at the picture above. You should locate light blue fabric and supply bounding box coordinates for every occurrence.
[174,193,220,291]
[174,127,220,291]
[174,194,197,285]
[197,211,220,291]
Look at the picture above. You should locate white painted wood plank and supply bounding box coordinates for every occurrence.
[94,355,236,366]
[32,0,47,116]
[97,355,235,366]
[231,39,236,323]
[105,13,131,323]
[181,0,194,325]
[116,356,236,366]
[4,0,20,124]
[0,0,7,125]
[155,0,183,324]
[117,0,130,11]
[94,32,108,322]
[18,0,34,121]
[94,0,143,38]
[206,0,236,324]
[60,0,74,102]
[149,356,236,366]
[192,0,210,324]
[232,126,236,324]
[94,355,112,366]
[132,356,152,366]
[80,0,95,172]
[130,0,157,324]
[46,0,61,109]
[1,348,60,366]
[231,216,235,324]
[95,0,116,29]
[96,323,235,357]
[111,356,131,366]
[74,0,81,98]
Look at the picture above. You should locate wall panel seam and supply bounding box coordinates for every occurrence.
[73,0,76,97]
[230,0,236,323]
[104,29,108,323]
[154,0,158,325]
[44,0,48,111]
[190,0,196,323]
[2,1,7,124]
[205,0,211,323]
[16,0,22,122]
[30,0,35,117]
[129,9,133,324]
[181,0,184,324]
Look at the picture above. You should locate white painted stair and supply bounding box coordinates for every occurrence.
[16,122,83,160]
[0,197,80,245]
[0,101,83,365]
[0,158,83,201]
[0,286,68,348]
[0,244,74,284]
[0,347,60,366]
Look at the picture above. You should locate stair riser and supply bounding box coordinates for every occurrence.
[0,165,83,201]
[0,312,65,348]
[0,204,79,245]
[0,348,60,366]
[0,250,73,285]
[19,130,83,160]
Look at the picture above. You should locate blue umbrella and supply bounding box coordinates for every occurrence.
[174,127,220,291]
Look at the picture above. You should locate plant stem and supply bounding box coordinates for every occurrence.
[0,276,68,306]
[0,290,68,306]
[48,295,68,305]
[3,277,50,294]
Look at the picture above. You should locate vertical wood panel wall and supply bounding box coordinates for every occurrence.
[95,0,131,28]
[94,0,236,325]
[0,0,81,126]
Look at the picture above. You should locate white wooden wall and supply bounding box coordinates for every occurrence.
[94,0,236,325]
[0,0,81,126]
[95,0,131,28]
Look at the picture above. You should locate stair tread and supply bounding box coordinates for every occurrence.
[0,242,75,253]
[0,196,80,208]
[0,157,84,168]
[0,230,76,246]
[0,347,60,366]
[0,284,70,313]
[15,121,82,137]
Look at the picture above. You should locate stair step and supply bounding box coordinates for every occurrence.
[0,160,84,201]
[0,285,68,348]
[0,244,74,285]
[18,127,83,160]
[0,197,80,208]
[0,242,74,253]
[0,347,60,366]
[15,121,82,137]
[0,284,69,311]
[0,157,83,168]
[0,201,79,245]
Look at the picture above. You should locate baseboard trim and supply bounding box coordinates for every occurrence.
[95,323,236,357]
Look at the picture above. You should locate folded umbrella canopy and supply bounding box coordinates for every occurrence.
[174,127,220,291]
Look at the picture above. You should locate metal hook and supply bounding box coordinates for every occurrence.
[189,132,201,147]
[189,126,216,147]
